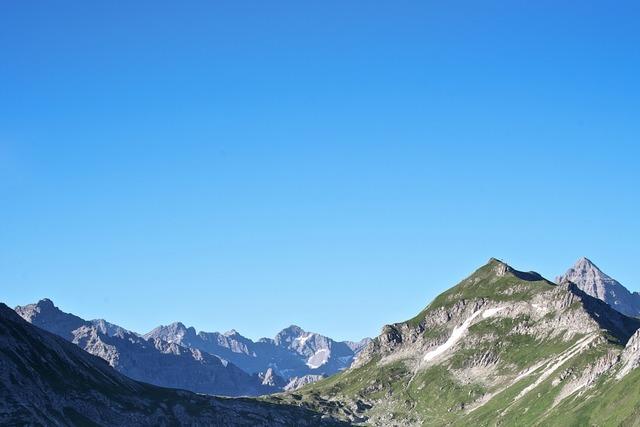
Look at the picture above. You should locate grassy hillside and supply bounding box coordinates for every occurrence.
[271,259,640,426]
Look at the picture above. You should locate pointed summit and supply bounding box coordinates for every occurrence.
[558,258,640,318]
[277,325,305,337]
[275,325,306,345]
[282,325,304,333]
[574,256,600,270]
[144,321,197,343]
[169,321,189,331]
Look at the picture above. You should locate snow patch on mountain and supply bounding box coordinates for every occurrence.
[294,333,312,347]
[423,307,504,362]
[306,348,330,369]
[515,334,597,400]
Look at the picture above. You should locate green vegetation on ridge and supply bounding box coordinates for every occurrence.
[273,259,640,426]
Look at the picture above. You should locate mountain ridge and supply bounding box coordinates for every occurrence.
[10,257,640,425]
[14,299,279,397]
[0,302,347,426]
[145,319,371,381]
[273,258,640,426]
[15,298,370,394]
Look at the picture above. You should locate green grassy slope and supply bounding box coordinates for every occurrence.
[272,259,640,426]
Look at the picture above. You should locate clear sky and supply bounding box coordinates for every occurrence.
[1,1,638,341]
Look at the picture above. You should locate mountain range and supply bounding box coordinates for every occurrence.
[0,302,346,426]
[5,256,640,426]
[14,298,370,396]
[145,322,370,380]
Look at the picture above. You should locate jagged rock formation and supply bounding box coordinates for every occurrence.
[618,328,640,378]
[557,257,640,318]
[0,303,348,426]
[15,299,369,395]
[284,374,326,391]
[15,300,277,396]
[274,258,640,426]
[145,322,370,381]
[259,367,287,388]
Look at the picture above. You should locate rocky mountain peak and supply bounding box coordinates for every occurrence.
[169,321,190,331]
[565,257,605,279]
[558,257,640,318]
[15,298,58,319]
[488,258,511,276]
[558,257,608,284]
[143,321,198,344]
[483,258,545,282]
[258,367,286,388]
[577,256,594,265]
[275,325,306,344]
[90,319,131,337]
[36,297,55,308]
[14,299,87,339]
[280,325,304,336]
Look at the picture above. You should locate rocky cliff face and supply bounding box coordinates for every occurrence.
[276,259,640,426]
[557,257,640,318]
[284,374,326,391]
[145,322,370,381]
[15,300,277,397]
[0,303,348,426]
[15,298,85,339]
[618,328,640,378]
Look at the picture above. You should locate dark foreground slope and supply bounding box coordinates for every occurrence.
[0,303,347,426]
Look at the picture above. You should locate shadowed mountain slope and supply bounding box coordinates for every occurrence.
[14,299,278,397]
[0,302,349,426]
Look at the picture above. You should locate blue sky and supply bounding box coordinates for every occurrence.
[1,1,638,341]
